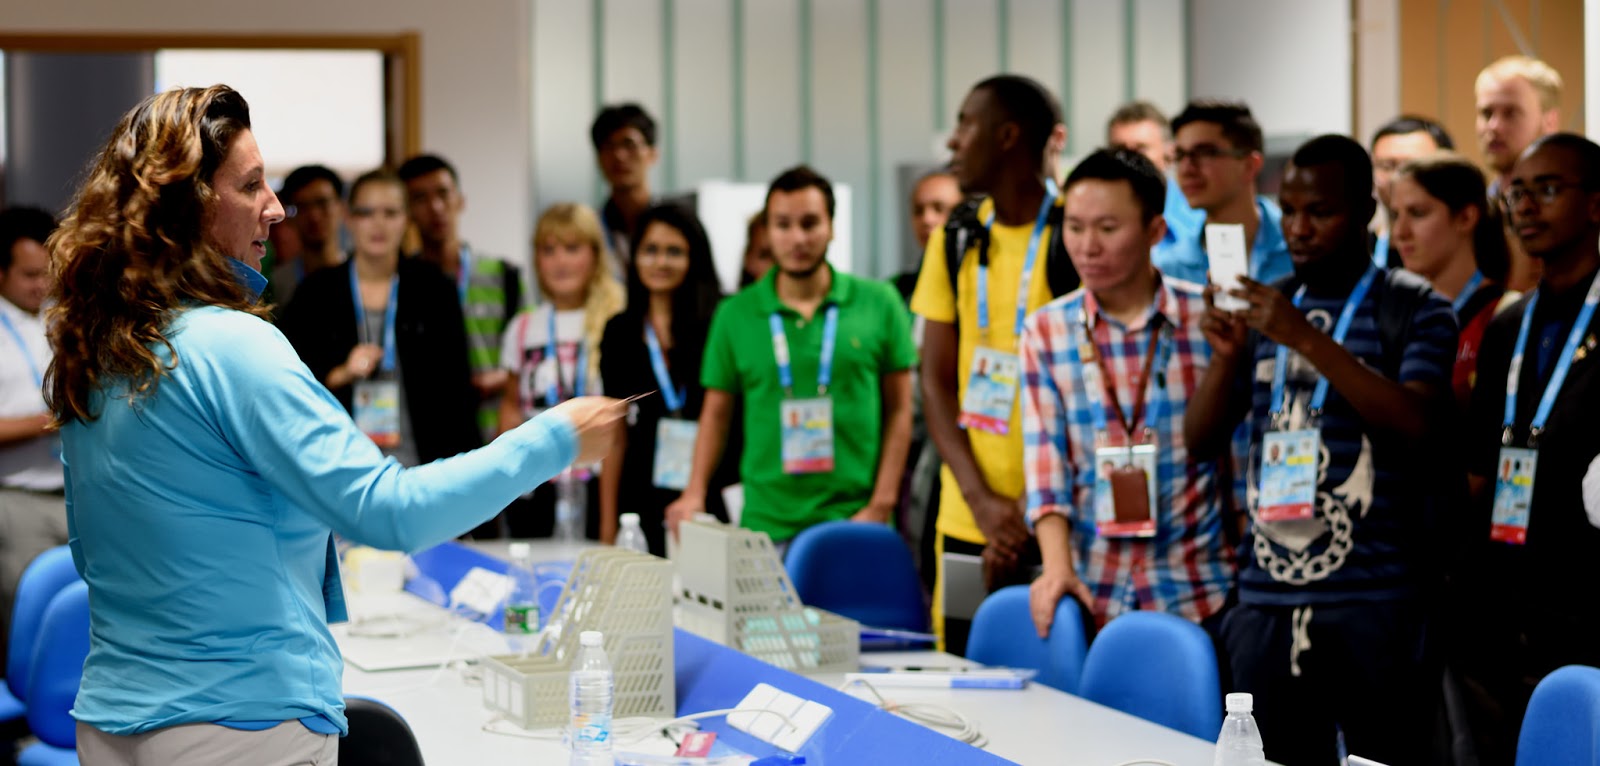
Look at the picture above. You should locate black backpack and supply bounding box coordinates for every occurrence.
[942,196,1080,323]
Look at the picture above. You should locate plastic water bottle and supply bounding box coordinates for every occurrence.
[503,543,539,650]
[616,513,649,554]
[556,468,586,543]
[569,630,614,765]
[1214,692,1266,766]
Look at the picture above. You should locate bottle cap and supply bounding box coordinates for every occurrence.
[580,630,604,647]
[1225,692,1253,713]
[508,542,532,559]
[620,513,641,528]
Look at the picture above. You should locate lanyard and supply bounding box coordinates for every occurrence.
[644,322,686,414]
[348,267,400,373]
[1372,233,1390,269]
[1075,297,1173,441]
[1269,265,1380,420]
[1502,270,1600,445]
[1452,271,1484,315]
[546,308,589,407]
[770,305,839,397]
[0,310,42,387]
[456,245,473,306]
[976,179,1058,337]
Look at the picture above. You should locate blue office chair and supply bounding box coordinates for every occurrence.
[1077,610,1222,740]
[964,585,1087,694]
[1516,665,1600,766]
[341,695,425,766]
[2,546,82,722]
[785,521,928,633]
[18,581,90,766]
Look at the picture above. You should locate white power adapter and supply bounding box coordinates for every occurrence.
[726,682,833,753]
[449,566,513,618]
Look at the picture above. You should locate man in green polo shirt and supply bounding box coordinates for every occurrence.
[666,165,916,545]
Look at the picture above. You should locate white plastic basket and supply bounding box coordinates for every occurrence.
[672,520,859,673]
[480,549,675,729]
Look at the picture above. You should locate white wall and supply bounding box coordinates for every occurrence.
[2,0,534,262]
[1189,0,1353,142]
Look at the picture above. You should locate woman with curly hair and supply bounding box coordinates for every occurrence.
[48,85,620,763]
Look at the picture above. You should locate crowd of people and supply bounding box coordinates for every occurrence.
[0,50,1591,765]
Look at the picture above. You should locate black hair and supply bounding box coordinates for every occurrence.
[623,203,725,376]
[590,103,658,151]
[397,154,459,184]
[279,164,344,202]
[0,207,57,271]
[765,165,836,220]
[973,75,1063,160]
[1396,153,1510,283]
[1288,134,1375,209]
[1171,100,1264,154]
[1527,133,1600,190]
[1064,149,1168,224]
[1371,115,1454,151]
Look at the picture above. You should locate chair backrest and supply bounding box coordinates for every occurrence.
[1517,665,1600,766]
[26,580,90,749]
[965,585,1087,694]
[7,546,81,703]
[341,695,425,766]
[784,521,928,633]
[1077,610,1222,740]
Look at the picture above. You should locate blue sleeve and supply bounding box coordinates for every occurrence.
[195,313,578,552]
[1399,294,1459,388]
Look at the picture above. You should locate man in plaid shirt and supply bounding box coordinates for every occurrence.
[1020,149,1237,637]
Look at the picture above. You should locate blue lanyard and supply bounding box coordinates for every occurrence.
[348,267,400,373]
[0,310,43,387]
[770,305,839,397]
[1502,270,1600,444]
[1072,297,1174,439]
[976,180,1058,336]
[644,322,686,414]
[1372,233,1390,269]
[1452,271,1484,315]
[456,245,473,306]
[546,308,589,407]
[1269,265,1381,419]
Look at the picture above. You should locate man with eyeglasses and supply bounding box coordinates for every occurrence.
[590,103,695,278]
[1152,100,1292,288]
[1457,133,1600,764]
[271,165,347,305]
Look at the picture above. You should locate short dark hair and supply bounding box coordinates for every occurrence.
[1171,100,1264,154]
[765,165,835,220]
[0,207,57,271]
[1106,101,1170,140]
[1289,134,1375,208]
[279,165,343,202]
[1064,149,1168,224]
[1526,132,1600,190]
[1371,115,1454,151]
[590,103,657,151]
[973,75,1063,160]
[1397,153,1509,282]
[397,154,459,184]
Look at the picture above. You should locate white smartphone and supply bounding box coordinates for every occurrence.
[1205,223,1250,312]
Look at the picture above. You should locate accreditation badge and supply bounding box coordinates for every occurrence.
[653,418,699,490]
[780,398,834,474]
[958,346,1021,435]
[1258,429,1319,522]
[1093,443,1158,538]
[353,379,402,449]
[1491,447,1537,545]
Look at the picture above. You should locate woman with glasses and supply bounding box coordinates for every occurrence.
[279,169,481,467]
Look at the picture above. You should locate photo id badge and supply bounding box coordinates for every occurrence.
[958,347,1021,435]
[1491,447,1537,545]
[1093,443,1158,538]
[780,397,834,474]
[1258,429,1320,522]
[653,418,699,490]
[353,380,402,449]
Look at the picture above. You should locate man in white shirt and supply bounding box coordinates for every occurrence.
[0,207,67,662]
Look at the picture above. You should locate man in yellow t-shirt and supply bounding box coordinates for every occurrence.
[911,74,1068,654]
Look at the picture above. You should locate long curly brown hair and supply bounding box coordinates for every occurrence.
[46,84,268,425]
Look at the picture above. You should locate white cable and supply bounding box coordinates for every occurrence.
[346,602,497,699]
[837,678,987,748]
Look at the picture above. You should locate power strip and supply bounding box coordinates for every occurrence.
[726,683,833,752]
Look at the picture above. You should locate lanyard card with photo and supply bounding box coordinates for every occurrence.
[353,380,402,449]
[1258,428,1319,522]
[653,418,699,490]
[958,346,1021,434]
[1093,442,1158,538]
[1491,447,1537,545]
[780,397,834,474]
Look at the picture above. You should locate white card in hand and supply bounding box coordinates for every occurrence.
[1205,223,1250,312]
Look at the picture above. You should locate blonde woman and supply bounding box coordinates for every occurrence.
[496,203,627,538]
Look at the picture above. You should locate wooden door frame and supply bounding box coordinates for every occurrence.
[0,32,422,163]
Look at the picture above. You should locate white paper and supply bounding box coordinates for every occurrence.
[1205,223,1250,312]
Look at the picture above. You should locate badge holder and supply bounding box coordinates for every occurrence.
[1093,429,1158,538]
[353,379,402,449]
[654,418,699,490]
[780,397,834,474]
[958,345,1021,435]
[1491,427,1538,545]
[1257,425,1320,523]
